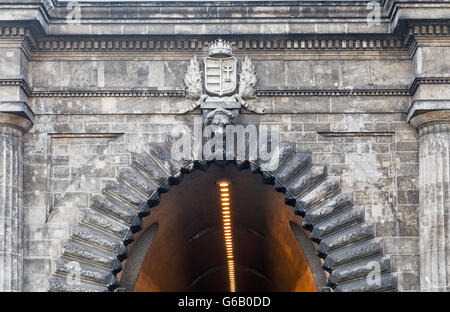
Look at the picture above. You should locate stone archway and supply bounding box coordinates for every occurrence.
[48,140,397,292]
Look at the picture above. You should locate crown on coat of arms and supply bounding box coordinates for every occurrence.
[208,39,233,56]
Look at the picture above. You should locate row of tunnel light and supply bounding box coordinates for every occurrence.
[219,181,236,292]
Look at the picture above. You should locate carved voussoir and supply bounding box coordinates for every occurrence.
[61,240,122,274]
[296,176,340,211]
[131,153,168,186]
[119,167,158,198]
[48,276,110,292]
[80,208,134,245]
[322,238,383,272]
[333,273,397,292]
[302,192,353,230]
[71,225,128,259]
[285,164,326,201]
[328,256,391,287]
[316,222,376,258]
[91,195,142,231]
[274,152,312,191]
[54,258,119,289]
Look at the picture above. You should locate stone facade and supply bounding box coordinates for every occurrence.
[0,0,449,292]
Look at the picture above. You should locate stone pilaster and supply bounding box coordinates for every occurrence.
[409,108,450,291]
[0,102,33,291]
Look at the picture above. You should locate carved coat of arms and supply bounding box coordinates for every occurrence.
[204,55,237,96]
[183,39,264,126]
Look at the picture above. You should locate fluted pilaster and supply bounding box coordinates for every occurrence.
[0,108,33,292]
[410,110,450,291]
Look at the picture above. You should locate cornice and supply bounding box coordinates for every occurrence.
[410,77,450,96]
[0,18,448,56]
[0,77,33,96]
[32,88,186,98]
[30,88,411,98]
[409,23,450,37]
[33,37,410,53]
[0,22,448,56]
[3,76,449,99]
[0,25,38,51]
[256,86,411,97]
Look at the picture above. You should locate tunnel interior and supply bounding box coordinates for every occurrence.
[119,162,324,292]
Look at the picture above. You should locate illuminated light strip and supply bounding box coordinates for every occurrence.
[219,181,236,292]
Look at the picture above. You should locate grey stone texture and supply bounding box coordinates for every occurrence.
[0,0,449,292]
[43,136,397,292]
[410,111,450,291]
[0,110,33,291]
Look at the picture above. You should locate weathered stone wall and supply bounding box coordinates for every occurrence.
[0,121,25,291]
[20,46,421,291]
[21,109,420,291]
[417,123,450,291]
[0,107,33,291]
[1,0,450,292]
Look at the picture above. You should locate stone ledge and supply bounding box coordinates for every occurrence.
[0,101,34,122]
[407,100,450,129]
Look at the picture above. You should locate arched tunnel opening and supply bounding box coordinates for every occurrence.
[118,162,326,292]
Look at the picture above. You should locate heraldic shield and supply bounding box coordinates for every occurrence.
[204,56,237,97]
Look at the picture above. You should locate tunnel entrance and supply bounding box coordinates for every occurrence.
[118,162,326,292]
